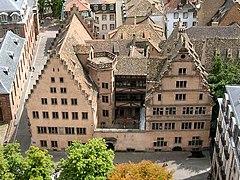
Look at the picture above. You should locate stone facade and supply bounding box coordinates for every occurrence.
[26,7,212,151]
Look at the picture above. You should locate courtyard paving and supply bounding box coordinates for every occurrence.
[50,151,211,180]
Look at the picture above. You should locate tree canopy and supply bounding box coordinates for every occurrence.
[0,143,54,180]
[38,0,65,19]
[57,138,115,180]
[208,55,240,99]
[108,160,174,180]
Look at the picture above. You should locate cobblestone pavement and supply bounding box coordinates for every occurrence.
[50,151,211,180]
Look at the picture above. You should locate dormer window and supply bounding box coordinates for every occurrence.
[0,13,8,22]
[10,12,20,22]
[102,4,106,10]
[7,51,14,59]
[94,5,98,11]
[110,4,114,10]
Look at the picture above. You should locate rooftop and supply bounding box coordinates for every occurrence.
[0,31,25,94]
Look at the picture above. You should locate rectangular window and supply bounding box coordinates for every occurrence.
[52,112,59,119]
[110,4,114,10]
[68,141,72,146]
[195,107,206,115]
[102,24,107,30]
[176,81,187,88]
[62,112,69,119]
[158,94,161,101]
[41,98,47,105]
[199,93,203,100]
[181,122,192,130]
[110,15,115,21]
[194,122,204,129]
[51,77,55,83]
[65,127,75,135]
[110,24,115,30]
[152,123,163,130]
[60,77,64,83]
[60,87,67,93]
[174,12,179,19]
[182,107,193,114]
[164,123,175,130]
[102,15,107,21]
[183,12,188,19]
[102,96,109,103]
[178,68,186,75]
[102,82,109,89]
[33,111,39,119]
[71,98,78,105]
[102,4,106,10]
[153,137,167,147]
[37,126,47,134]
[61,98,67,105]
[165,107,176,115]
[193,11,197,18]
[48,127,58,134]
[50,87,57,93]
[175,137,182,144]
[192,21,197,26]
[189,136,202,146]
[42,111,49,119]
[40,140,47,147]
[51,141,58,148]
[82,112,88,119]
[153,107,164,115]
[77,127,86,135]
[72,112,79,120]
[51,98,57,105]
[103,110,109,117]
[175,94,186,101]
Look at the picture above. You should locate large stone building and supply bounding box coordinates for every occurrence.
[26,6,212,151]
[211,85,240,180]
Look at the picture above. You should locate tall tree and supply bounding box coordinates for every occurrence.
[0,143,24,179]
[22,146,54,180]
[58,138,115,180]
[47,0,65,18]
[108,160,174,180]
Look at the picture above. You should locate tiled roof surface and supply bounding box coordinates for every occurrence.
[115,57,148,75]
[186,24,240,69]
[147,56,166,81]
[0,31,25,94]
[126,0,164,17]
[197,0,225,26]
[65,0,90,11]
[164,0,196,12]
[86,39,132,56]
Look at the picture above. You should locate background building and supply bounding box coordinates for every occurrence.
[211,85,240,180]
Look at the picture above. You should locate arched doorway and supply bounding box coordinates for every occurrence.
[0,108,3,122]
[106,143,115,150]
[172,146,182,151]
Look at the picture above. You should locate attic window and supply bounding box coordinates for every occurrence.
[2,67,9,75]
[7,51,14,59]
[0,14,7,22]
[181,54,186,59]
[102,4,106,10]
[143,32,145,38]
[12,38,19,45]
[120,33,123,39]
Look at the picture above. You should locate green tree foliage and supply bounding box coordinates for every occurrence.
[58,138,115,180]
[108,160,174,180]
[0,143,23,179]
[22,146,55,180]
[38,0,65,19]
[0,143,54,180]
[209,55,240,99]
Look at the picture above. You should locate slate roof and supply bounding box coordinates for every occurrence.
[0,31,25,94]
[115,57,148,75]
[226,85,240,125]
[0,0,25,12]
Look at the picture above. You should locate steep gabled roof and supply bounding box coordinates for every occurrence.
[0,31,25,94]
[0,0,25,12]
